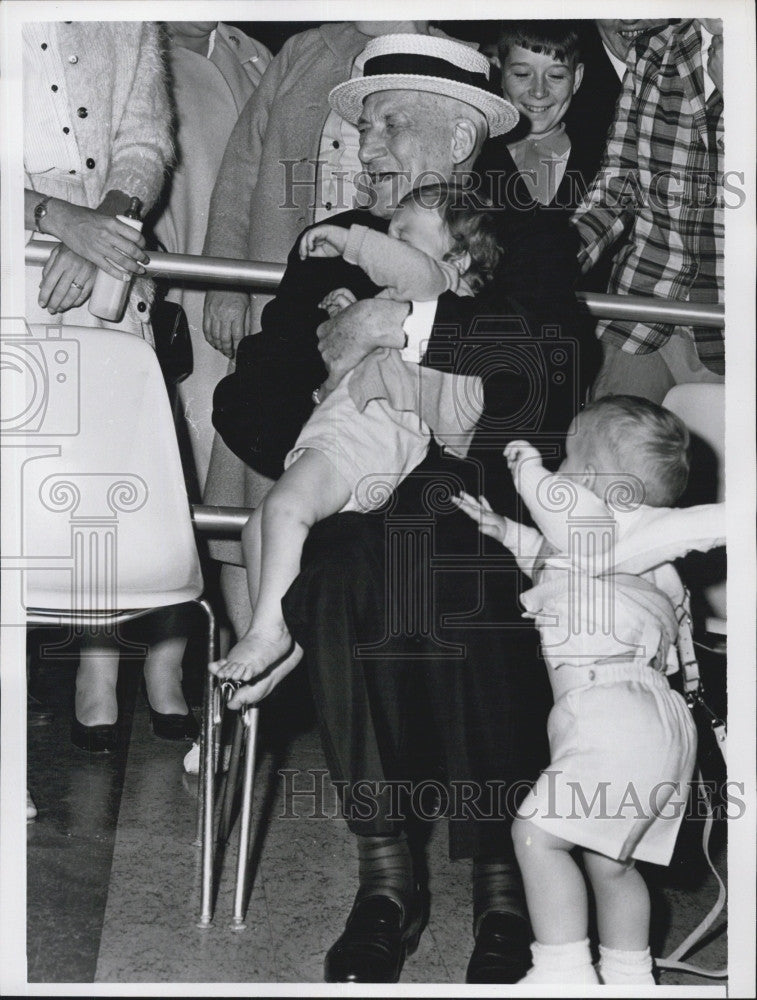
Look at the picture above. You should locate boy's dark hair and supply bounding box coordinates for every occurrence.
[581,395,691,507]
[401,183,503,293]
[498,20,582,68]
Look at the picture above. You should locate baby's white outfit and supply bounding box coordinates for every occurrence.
[508,457,725,865]
[286,226,477,512]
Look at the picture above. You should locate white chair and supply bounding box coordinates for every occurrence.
[5,322,253,927]
[662,382,726,634]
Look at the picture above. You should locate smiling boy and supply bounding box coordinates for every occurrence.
[497,22,584,206]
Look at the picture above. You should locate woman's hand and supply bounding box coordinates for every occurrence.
[41,199,149,278]
[38,246,97,313]
[299,224,349,259]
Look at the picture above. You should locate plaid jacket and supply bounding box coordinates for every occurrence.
[571,20,724,372]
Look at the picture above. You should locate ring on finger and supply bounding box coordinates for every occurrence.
[70,280,84,289]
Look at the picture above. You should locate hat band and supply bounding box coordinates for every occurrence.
[362,52,495,95]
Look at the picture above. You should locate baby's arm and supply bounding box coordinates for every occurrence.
[453,491,543,579]
[610,502,726,575]
[300,223,459,300]
[505,441,614,559]
[343,226,456,301]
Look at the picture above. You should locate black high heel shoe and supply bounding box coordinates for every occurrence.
[70,718,118,754]
[141,678,199,741]
[148,705,199,741]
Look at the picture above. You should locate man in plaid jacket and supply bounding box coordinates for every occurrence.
[572,19,724,403]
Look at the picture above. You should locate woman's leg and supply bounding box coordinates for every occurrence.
[211,449,351,682]
[75,633,120,725]
[142,634,189,715]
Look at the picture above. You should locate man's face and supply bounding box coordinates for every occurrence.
[502,45,583,137]
[358,90,457,218]
[596,19,669,61]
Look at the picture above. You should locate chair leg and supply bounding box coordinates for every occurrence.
[218,711,246,845]
[198,668,217,927]
[196,598,218,928]
[231,705,259,930]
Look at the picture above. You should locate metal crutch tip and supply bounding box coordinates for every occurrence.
[229,919,247,932]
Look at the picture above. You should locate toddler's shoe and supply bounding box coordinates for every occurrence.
[183,739,231,775]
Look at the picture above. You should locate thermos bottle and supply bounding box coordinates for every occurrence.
[88,196,143,323]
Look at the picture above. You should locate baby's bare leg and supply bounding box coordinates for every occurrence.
[582,849,650,950]
[512,817,587,943]
[211,449,351,683]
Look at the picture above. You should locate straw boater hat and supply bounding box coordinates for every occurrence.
[328,34,519,138]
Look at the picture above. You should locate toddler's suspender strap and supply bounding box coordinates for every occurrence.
[656,587,727,980]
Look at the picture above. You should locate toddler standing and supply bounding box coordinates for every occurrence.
[455,395,725,985]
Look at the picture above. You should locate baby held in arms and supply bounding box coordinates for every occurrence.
[454,396,725,985]
[211,184,503,695]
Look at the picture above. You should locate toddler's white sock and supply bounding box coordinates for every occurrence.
[519,938,600,984]
[598,944,655,985]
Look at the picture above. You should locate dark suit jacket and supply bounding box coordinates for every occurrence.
[564,22,624,177]
[213,201,587,512]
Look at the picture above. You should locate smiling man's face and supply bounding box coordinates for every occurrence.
[596,19,670,61]
[357,90,460,218]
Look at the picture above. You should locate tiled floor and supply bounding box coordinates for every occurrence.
[26,643,728,989]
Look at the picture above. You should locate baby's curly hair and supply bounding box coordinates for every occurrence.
[400,183,504,293]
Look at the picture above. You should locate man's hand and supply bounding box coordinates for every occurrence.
[503,440,542,477]
[299,224,349,259]
[319,287,357,318]
[38,246,97,313]
[41,199,149,278]
[316,297,408,383]
[453,491,515,549]
[203,289,252,358]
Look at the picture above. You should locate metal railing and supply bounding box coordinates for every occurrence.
[25,241,725,329]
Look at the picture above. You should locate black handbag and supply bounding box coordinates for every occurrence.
[151,296,193,385]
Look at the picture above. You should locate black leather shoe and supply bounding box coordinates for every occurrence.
[466,912,533,984]
[149,706,199,741]
[70,719,118,754]
[324,891,427,983]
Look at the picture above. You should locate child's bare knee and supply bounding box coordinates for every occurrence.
[512,816,536,859]
[584,849,634,883]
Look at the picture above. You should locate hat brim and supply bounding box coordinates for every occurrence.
[329,74,519,138]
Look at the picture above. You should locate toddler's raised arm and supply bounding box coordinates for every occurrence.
[505,441,614,562]
[453,491,544,579]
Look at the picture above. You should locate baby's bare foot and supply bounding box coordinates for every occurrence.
[210,624,294,683]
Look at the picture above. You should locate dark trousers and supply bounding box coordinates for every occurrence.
[283,448,552,861]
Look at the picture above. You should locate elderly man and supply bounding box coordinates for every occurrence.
[217,34,584,983]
